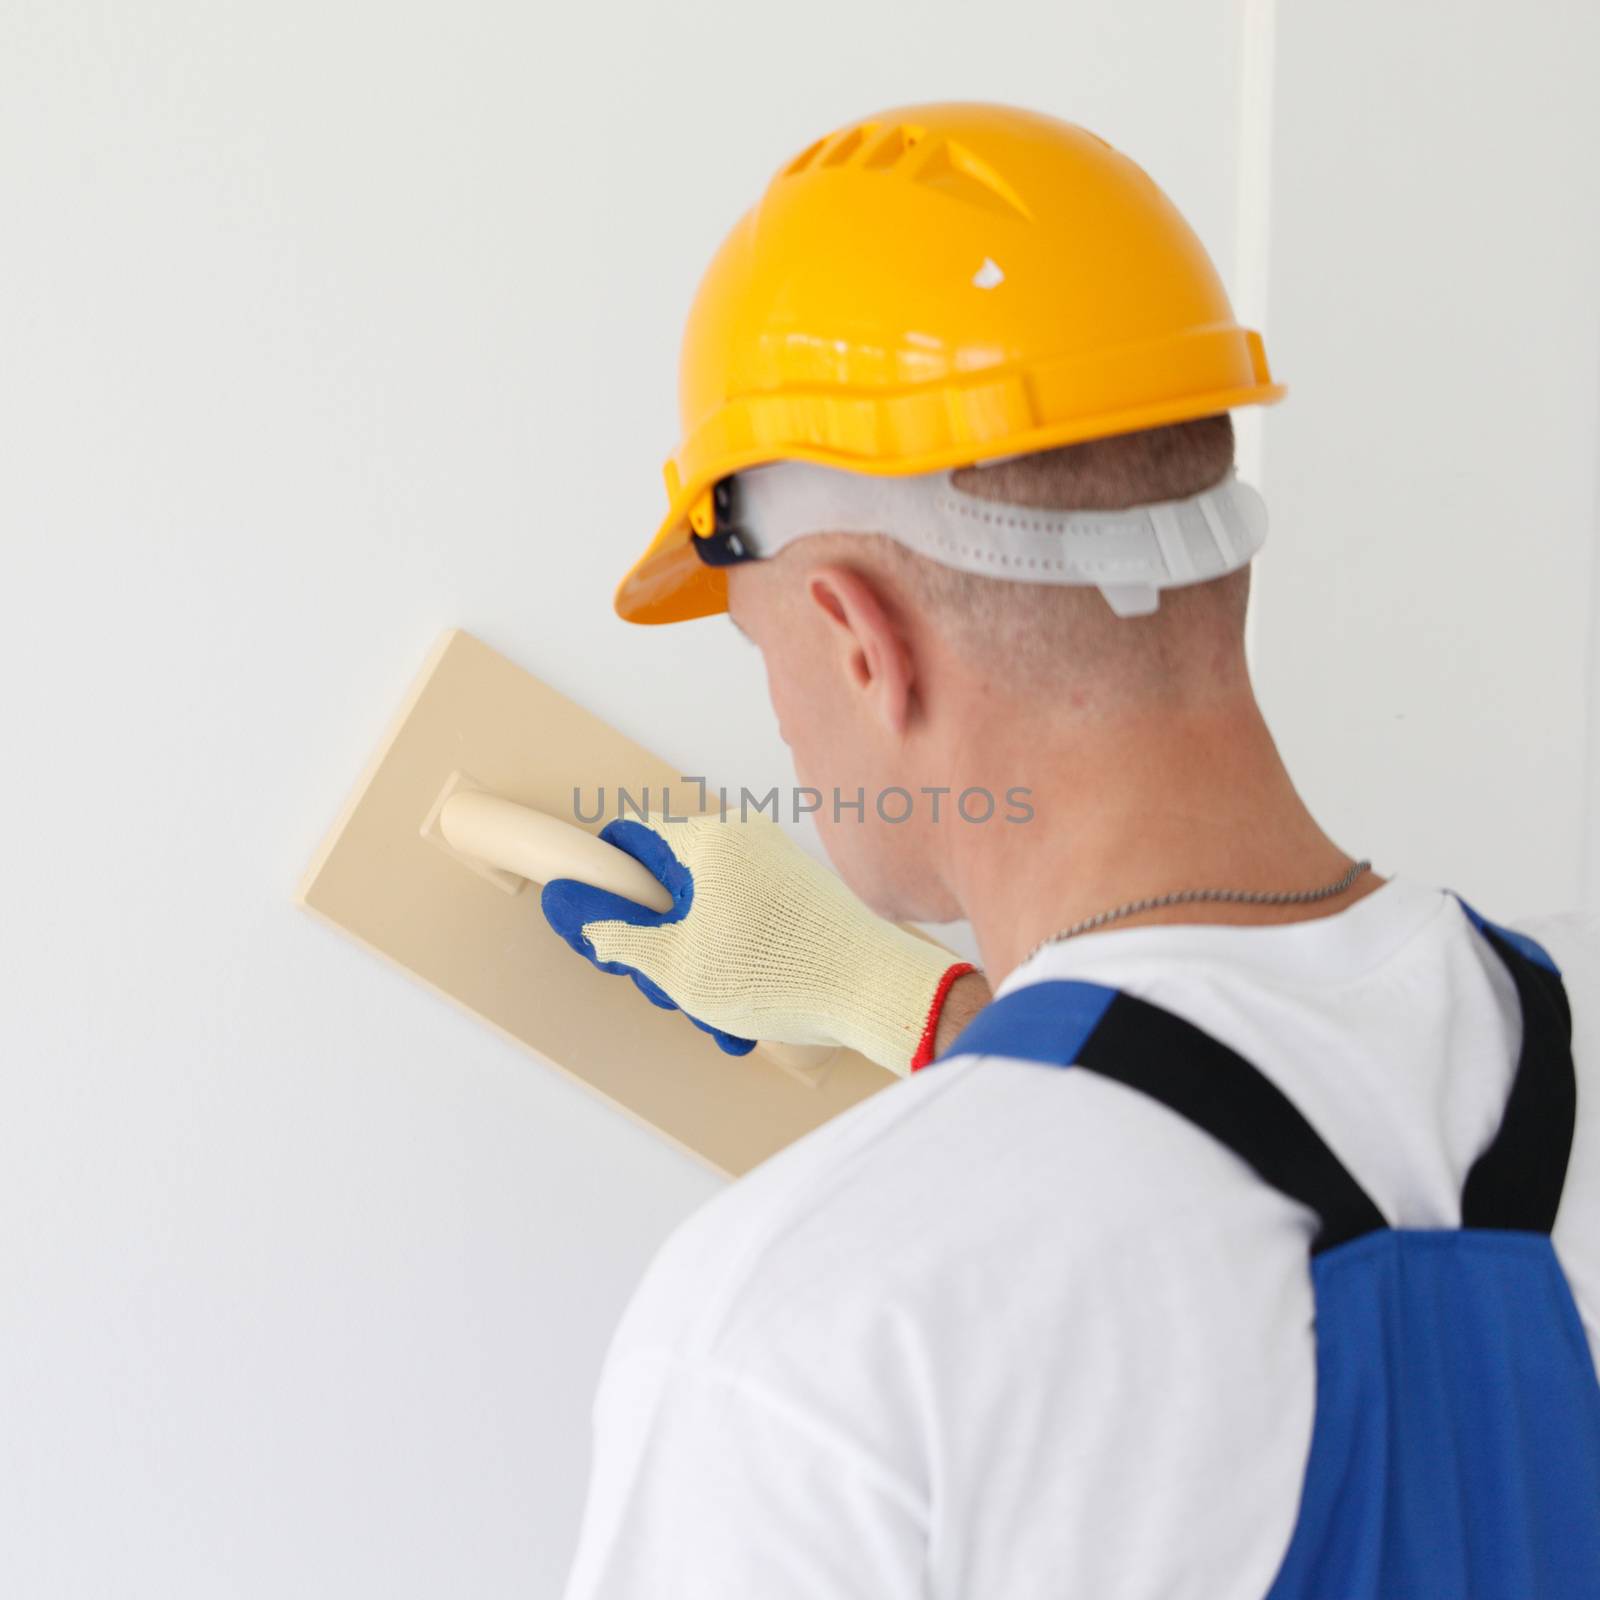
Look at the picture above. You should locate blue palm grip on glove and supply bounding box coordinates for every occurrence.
[540,819,758,1057]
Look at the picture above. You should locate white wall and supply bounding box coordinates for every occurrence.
[1251,0,1600,920]
[1,2,1593,1595]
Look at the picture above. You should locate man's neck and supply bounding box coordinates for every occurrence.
[939,690,1385,986]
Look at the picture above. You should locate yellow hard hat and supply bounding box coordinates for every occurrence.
[615,100,1286,625]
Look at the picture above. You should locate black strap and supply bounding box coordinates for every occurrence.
[942,979,1388,1254]
[1458,915,1576,1234]
[1074,992,1390,1255]
[940,898,1579,1246]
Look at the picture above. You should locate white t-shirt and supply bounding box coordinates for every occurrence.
[561,875,1600,1599]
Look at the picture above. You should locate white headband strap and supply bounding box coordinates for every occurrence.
[720,460,1268,617]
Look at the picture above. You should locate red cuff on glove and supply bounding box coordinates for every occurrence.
[909,962,979,1073]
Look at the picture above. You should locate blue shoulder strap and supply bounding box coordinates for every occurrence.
[937,891,1575,1247]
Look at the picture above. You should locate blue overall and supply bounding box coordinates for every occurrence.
[937,895,1600,1597]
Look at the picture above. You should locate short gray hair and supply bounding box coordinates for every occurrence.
[769,415,1253,704]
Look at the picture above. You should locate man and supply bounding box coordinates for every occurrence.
[548,103,1600,1596]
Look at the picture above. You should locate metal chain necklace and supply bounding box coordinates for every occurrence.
[1025,858,1372,966]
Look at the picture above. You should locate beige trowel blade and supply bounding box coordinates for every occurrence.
[295,628,897,1178]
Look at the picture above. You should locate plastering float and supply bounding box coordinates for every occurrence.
[294,628,898,1177]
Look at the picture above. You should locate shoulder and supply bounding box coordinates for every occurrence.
[606,1043,1313,1371]
[598,1042,1318,1575]
[605,1057,984,1363]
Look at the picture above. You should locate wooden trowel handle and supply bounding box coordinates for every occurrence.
[437,791,837,1078]
[440,791,674,912]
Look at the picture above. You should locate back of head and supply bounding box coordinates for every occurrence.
[646,102,1282,913]
[774,414,1251,714]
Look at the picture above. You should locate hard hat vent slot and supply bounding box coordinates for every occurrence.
[781,136,828,177]
[912,140,1032,221]
[862,124,926,171]
[820,124,876,167]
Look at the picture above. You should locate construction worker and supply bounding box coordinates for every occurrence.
[545,103,1600,1597]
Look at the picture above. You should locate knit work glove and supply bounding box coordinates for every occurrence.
[539,813,972,1076]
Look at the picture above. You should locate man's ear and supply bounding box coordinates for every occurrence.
[804,563,916,736]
